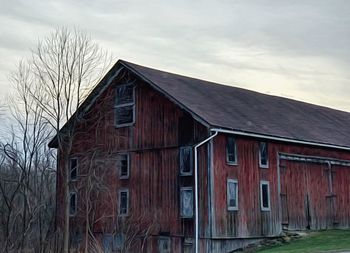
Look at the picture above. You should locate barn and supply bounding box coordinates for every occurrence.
[50,60,350,253]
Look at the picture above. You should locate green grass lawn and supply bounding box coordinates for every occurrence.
[256,230,350,253]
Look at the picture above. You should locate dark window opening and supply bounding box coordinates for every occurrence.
[226,136,237,164]
[178,113,194,145]
[119,190,129,216]
[260,181,270,211]
[115,84,135,127]
[179,146,193,175]
[70,158,78,180]
[259,142,268,168]
[118,154,129,179]
[180,187,193,218]
[70,192,77,216]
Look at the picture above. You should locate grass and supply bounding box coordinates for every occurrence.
[256,230,350,253]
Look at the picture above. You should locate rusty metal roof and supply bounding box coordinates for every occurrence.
[120,60,350,149]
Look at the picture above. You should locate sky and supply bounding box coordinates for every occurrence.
[1,0,350,112]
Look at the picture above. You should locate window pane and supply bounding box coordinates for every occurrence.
[115,105,134,125]
[70,193,77,215]
[180,188,193,217]
[118,154,129,178]
[158,237,170,253]
[227,180,238,210]
[179,147,193,175]
[70,158,77,180]
[259,142,268,166]
[226,137,236,163]
[116,85,134,105]
[119,191,128,215]
[262,184,269,208]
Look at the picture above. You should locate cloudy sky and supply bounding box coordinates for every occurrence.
[1,0,350,112]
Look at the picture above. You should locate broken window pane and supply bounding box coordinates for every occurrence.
[116,85,134,105]
[117,154,129,178]
[226,136,237,164]
[70,158,78,180]
[119,190,129,215]
[179,147,193,175]
[259,142,268,167]
[227,179,238,210]
[180,188,193,218]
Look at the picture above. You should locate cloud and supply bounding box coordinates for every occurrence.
[0,0,350,112]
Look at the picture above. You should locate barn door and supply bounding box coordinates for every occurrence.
[280,161,309,230]
[280,160,331,230]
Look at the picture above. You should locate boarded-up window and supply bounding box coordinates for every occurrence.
[227,179,238,210]
[226,136,237,164]
[119,189,129,216]
[117,154,129,179]
[259,142,269,168]
[115,84,135,127]
[260,181,270,211]
[70,158,78,181]
[158,237,170,253]
[70,192,77,216]
[179,146,193,176]
[180,187,193,218]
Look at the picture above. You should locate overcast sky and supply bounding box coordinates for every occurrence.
[1,0,350,112]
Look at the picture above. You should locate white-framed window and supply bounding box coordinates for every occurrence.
[117,153,129,179]
[118,189,129,216]
[180,187,193,218]
[69,192,77,216]
[226,136,237,165]
[158,237,170,253]
[179,146,193,176]
[259,142,269,168]
[70,158,78,181]
[114,84,135,127]
[227,179,238,211]
[260,181,271,211]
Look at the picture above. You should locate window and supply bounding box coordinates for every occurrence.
[158,237,170,253]
[226,136,237,164]
[70,192,77,216]
[227,179,238,210]
[118,189,129,216]
[259,142,269,168]
[179,146,193,176]
[260,181,270,211]
[180,187,193,218]
[70,158,78,181]
[117,154,129,179]
[115,84,135,127]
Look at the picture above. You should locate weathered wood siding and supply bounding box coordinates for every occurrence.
[56,69,209,251]
[212,133,350,240]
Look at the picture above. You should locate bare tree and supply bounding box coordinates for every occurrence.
[0,62,56,253]
[26,27,112,253]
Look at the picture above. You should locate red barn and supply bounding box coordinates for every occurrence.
[50,60,350,253]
